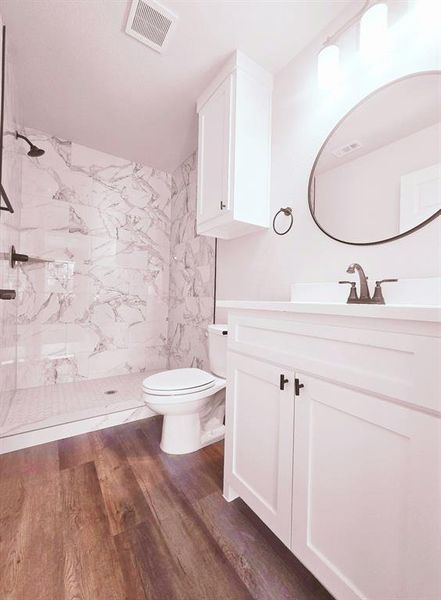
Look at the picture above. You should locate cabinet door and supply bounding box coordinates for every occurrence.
[224,353,295,545]
[197,74,233,228]
[292,374,441,600]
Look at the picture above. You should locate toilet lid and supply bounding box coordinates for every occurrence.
[142,368,215,394]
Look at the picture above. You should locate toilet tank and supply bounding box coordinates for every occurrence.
[208,324,228,378]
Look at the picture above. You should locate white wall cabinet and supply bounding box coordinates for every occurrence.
[196,51,272,239]
[224,353,295,545]
[223,308,441,600]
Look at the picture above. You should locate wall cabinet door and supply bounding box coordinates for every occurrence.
[196,51,272,239]
[291,374,441,600]
[224,353,295,545]
[197,74,232,228]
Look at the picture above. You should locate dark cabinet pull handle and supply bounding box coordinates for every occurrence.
[295,378,304,396]
[280,374,289,390]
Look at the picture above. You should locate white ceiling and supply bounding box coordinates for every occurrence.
[0,0,351,173]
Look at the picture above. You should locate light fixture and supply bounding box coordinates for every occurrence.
[360,2,389,61]
[414,0,441,38]
[316,0,393,89]
[316,0,369,90]
[317,44,341,90]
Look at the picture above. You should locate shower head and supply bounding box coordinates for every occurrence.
[15,131,45,157]
[27,144,45,157]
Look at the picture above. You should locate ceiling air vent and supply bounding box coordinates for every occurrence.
[332,140,363,158]
[125,0,178,53]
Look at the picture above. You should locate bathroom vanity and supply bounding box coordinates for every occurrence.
[220,299,441,600]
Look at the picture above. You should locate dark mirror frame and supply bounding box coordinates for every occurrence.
[308,71,441,246]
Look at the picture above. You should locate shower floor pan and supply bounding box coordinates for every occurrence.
[0,371,156,454]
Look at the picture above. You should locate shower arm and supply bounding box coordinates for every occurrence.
[15,132,31,144]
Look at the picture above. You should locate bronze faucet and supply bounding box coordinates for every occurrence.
[346,263,370,301]
[339,263,398,304]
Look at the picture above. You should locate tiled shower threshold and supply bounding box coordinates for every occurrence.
[0,371,156,454]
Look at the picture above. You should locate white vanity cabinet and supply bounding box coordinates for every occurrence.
[222,303,441,600]
[224,353,295,545]
[292,374,441,600]
[196,51,272,239]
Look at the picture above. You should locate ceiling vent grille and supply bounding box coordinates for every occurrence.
[126,0,178,53]
[332,140,363,158]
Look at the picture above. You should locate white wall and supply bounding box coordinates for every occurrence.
[315,122,441,242]
[217,3,441,312]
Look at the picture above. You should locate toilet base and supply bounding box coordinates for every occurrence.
[160,413,200,455]
[144,378,226,455]
[160,414,225,455]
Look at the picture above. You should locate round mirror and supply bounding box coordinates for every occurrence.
[309,72,441,245]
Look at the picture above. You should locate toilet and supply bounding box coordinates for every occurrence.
[142,324,228,455]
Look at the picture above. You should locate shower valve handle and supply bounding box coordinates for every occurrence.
[10,245,29,268]
[0,289,16,300]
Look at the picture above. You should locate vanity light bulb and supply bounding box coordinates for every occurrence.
[414,0,441,38]
[317,44,340,90]
[359,2,389,62]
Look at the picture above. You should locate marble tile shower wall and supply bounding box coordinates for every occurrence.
[168,153,215,370]
[0,54,22,413]
[17,129,172,388]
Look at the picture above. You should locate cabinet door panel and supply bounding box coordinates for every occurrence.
[225,353,295,545]
[197,75,232,226]
[292,374,441,600]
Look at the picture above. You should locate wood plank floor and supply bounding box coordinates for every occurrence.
[0,416,334,600]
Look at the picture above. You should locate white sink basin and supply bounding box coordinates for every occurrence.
[290,277,441,307]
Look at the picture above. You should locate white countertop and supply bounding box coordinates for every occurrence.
[217,300,441,323]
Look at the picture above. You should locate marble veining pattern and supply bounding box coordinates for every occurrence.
[0,41,22,425]
[15,128,172,389]
[167,153,215,370]
[2,134,216,441]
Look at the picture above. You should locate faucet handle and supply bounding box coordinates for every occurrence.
[338,280,358,303]
[376,278,398,284]
[372,278,398,304]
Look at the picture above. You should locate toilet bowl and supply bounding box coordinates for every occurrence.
[142,325,228,455]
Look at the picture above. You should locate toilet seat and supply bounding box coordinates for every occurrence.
[143,368,215,397]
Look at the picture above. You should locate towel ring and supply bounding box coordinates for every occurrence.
[272,207,293,235]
